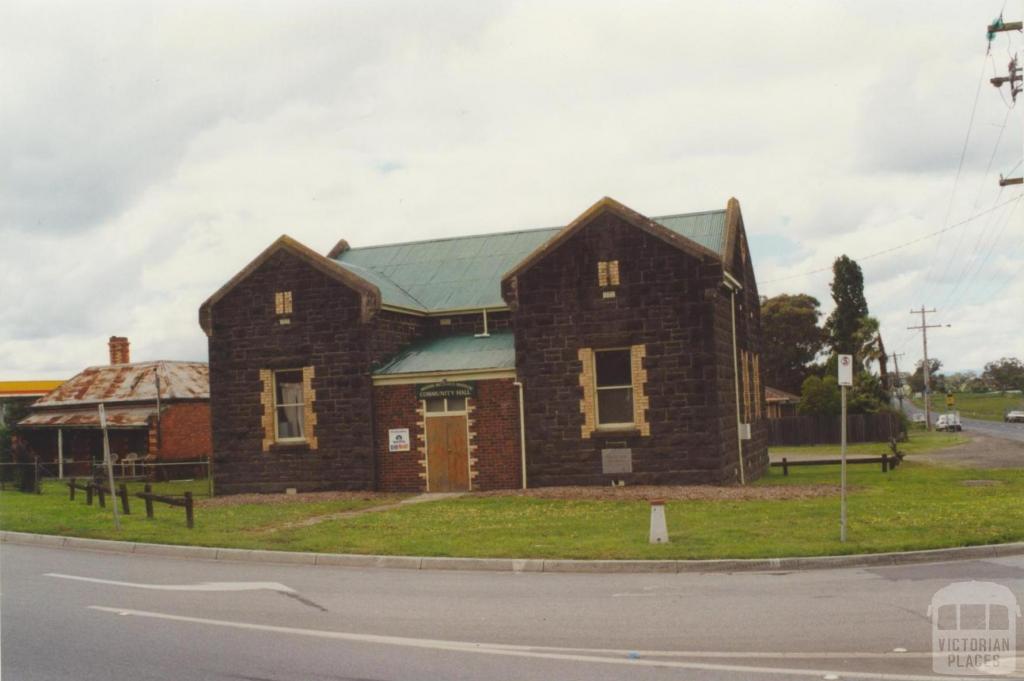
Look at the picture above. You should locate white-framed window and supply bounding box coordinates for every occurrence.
[594,348,634,427]
[274,369,305,440]
[424,396,467,414]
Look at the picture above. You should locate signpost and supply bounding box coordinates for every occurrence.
[837,354,853,543]
[98,404,121,530]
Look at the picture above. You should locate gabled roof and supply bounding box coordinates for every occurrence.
[374,331,515,376]
[333,200,731,314]
[199,235,382,334]
[336,229,558,313]
[29,361,208,409]
[502,197,726,286]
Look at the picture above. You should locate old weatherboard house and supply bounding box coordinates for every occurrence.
[200,197,768,495]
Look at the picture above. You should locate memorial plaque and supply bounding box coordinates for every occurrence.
[602,448,633,474]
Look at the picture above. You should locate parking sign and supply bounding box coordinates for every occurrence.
[838,354,853,386]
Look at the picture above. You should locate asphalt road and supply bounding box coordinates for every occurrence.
[900,400,1024,443]
[3,543,1023,680]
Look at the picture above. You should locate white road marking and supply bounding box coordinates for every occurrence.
[46,573,295,593]
[88,606,960,681]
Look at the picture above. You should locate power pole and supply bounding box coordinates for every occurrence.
[989,54,1022,104]
[888,352,905,411]
[989,16,1022,186]
[907,307,949,431]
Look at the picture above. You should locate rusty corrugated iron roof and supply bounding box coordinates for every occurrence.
[31,361,208,408]
[19,406,156,429]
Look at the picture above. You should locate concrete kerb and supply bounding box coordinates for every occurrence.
[2,531,1023,573]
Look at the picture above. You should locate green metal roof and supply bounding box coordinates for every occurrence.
[655,209,729,256]
[335,209,726,313]
[373,331,515,376]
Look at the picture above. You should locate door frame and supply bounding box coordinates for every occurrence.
[422,399,471,492]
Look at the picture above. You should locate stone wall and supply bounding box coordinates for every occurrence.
[507,211,764,486]
[207,249,377,494]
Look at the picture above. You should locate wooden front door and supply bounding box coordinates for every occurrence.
[426,415,469,492]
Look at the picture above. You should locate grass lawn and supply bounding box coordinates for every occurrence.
[912,392,1024,422]
[261,462,1022,559]
[769,427,966,458]
[0,480,402,550]
[3,455,1022,561]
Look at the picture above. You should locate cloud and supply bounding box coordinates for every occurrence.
[0,0,1021,379]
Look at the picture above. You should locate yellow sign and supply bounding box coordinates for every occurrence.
[946,393,955,407]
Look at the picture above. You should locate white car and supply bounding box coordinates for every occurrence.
[936,413,962,432]
[912,413,927,424]
[1005,410,1024,423]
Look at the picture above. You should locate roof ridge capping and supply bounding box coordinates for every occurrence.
[198,234,382,335]
[500,196,735,295]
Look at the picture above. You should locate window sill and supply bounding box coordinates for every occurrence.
[270,440,310,451]
[593,426,643,438]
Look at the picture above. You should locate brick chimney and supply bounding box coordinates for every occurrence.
[108,336,130,365]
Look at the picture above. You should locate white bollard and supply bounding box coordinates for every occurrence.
[649,499,669,544]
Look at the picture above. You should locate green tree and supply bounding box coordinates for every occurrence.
[824,255,868,357]
[848,371,888,414]
[798,375,841,416]
[760,294,825,394]
[0,399,31,484]
[908,358,943,394]
[982,357,1024,392]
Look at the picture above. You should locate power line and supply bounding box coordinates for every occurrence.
[947,193,1023,309]
[760,195,1024,285]
[938,105,1015,285]
[923,52,992,286]
[937,187,1011,307]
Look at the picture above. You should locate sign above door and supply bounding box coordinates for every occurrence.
[416,381,476,400]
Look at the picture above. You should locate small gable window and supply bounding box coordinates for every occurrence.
[597,260,620,288]
[275,291,293,316]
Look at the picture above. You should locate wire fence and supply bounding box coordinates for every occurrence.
[0,458,214,498]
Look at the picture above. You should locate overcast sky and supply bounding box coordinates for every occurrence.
[2,0,1021,380]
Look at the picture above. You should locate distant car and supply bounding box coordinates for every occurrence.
[912,414,927,424]
[936,413,962,432]
[1005,410,1024,423]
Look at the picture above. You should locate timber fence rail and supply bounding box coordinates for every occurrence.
[772,453,905,476]
[135,484,194,529]
[66,478,131,514]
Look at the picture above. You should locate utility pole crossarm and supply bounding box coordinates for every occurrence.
[988,20,1023,34]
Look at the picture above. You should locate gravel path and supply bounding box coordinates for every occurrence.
[911,432,1024,469]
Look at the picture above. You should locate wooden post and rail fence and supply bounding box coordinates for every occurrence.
[66,479,194,528]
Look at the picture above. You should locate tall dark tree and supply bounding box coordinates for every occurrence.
[760,294,825,394]
[825,255,868,357]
